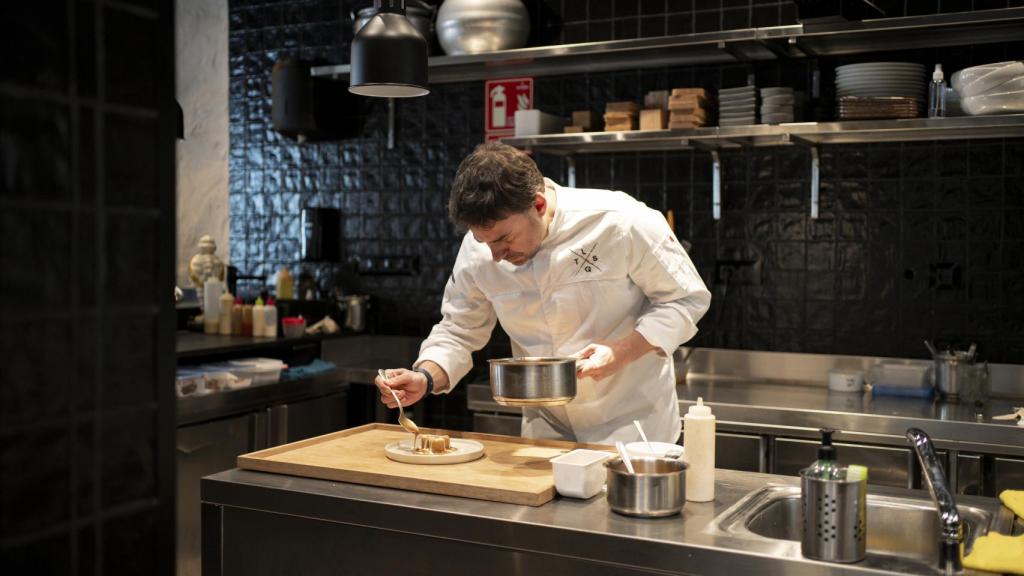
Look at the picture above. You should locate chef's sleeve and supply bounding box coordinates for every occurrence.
[415,262,498,393]
[626,208,712,357]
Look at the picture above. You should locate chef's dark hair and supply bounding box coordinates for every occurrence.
[448,142,544,227]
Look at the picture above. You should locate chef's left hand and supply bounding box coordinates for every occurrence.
[573,331,658,381]
[573,343,625,381]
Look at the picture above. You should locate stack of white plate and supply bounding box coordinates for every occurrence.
[760,87,794,124]
[951,60,1024,116]
[835,62,925,101]
[719,85,757,126]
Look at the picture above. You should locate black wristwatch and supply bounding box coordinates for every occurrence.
[413,367,434,395]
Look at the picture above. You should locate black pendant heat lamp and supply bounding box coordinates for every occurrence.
[349,0,429,98]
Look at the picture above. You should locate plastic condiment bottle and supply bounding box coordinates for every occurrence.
[203,279,223,334]
[241,303,253,336]
[218,291,234,335]
[264,298,278,338]
[276,266,294,300]
[231,297,243,335]
[683,397,716,502]
[252,297,266,337]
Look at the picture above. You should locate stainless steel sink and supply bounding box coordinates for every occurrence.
[705,485,1015,574]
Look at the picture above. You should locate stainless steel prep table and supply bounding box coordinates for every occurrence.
[200,467,1010,576]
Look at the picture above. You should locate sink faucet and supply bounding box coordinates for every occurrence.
[906,428,963,573]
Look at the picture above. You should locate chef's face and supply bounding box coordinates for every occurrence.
[470,195,547,266]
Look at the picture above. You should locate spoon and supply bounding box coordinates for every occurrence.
[615,441,635,474]
[378,369,420,436]
[967,342,977,361]
[924,340,939,358]
[633,419,654,455]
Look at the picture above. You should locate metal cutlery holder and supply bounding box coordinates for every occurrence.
[800,471,867,563]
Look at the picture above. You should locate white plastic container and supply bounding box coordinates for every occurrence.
[551,449,612,499]
[868,362,932,389]
[514,109,563,136]
[828,368,865,393]
[193,368,242,393]
[223,357,287,385]
[625,441,684,460]
[683,397,715,502]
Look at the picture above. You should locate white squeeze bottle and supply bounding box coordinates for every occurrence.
[683,397,716,502]
[252,297,266,337]
[263,298,278,337]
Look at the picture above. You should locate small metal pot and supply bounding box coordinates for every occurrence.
[488,357,576,407]
[606,457,688,517]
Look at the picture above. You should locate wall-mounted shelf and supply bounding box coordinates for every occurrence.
[502,114,1024,222]
[311,8,1024,84]
[499,115,1024,154]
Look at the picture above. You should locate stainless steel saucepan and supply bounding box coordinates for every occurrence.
[488,357,577,407]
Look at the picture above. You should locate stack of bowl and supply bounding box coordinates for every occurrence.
[719,85,758,126]
[952,61,1024,116]
[760,87,795,124]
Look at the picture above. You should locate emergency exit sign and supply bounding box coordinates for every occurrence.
[485,77,533,135]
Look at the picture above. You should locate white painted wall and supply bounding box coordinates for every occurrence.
[175,0,229,288]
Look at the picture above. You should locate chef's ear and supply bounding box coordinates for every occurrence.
[532,192,547,216]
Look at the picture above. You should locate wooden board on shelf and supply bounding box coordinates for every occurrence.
[237,423,613,506]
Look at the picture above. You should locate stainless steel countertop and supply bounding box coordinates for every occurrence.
[202,466,1008,575]
[678,378,1024,457]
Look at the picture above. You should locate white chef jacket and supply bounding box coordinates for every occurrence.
[416,178,711,444]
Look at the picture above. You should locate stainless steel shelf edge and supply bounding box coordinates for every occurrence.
[501,115,1024,154]
[311,9,1024,84]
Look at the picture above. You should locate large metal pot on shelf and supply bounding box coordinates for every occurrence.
[436,0,531,55]
[489,357,576,406]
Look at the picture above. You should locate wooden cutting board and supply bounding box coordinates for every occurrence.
[237,423,613,506]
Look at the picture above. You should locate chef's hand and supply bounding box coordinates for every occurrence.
[572,343,625,381]
[375,368,428,408]
[573,331,658,381]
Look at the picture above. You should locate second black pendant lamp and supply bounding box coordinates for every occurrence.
[349,0,429,98]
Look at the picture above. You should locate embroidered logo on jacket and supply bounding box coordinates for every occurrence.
[569,243,602,276]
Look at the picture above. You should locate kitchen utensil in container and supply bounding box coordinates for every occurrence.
[341,294,370,332]
[615,441,635,474]
[606,457,687,517]
[930,343,979,400]
[551,449,612,499]
[800,468,867,563]
[633,419,653,453]
[488,357,577,406]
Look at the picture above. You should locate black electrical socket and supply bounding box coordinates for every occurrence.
[929,262,961,290]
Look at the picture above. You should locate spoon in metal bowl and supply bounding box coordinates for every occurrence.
[378,369,420,437]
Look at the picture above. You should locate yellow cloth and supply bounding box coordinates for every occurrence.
[962,533,1024,575]
[1001,489,1024,519]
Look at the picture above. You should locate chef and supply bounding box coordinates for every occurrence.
[376,142,711,444]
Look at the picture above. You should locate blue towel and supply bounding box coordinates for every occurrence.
[282,359,337,380]
[871,384,934,398]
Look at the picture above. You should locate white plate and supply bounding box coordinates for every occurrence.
[720,85,756,94]
[761,95,794,106]
[836,62,924,72]
[718,93,756,103]
[384,438,486,464]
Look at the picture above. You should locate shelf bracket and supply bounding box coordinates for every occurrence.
[785,134,820,220]
[711,150,722,221]
[810,145,820,220]
[566,156,576,188]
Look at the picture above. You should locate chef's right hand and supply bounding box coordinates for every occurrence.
[375,368,428,408]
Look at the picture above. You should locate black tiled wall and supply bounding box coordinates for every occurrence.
[1,2,176,574]
[228,0,1024,364]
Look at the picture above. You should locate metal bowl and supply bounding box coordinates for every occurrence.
[436,0,531,56]
[606,457,688,517]
[488,357,576,407]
